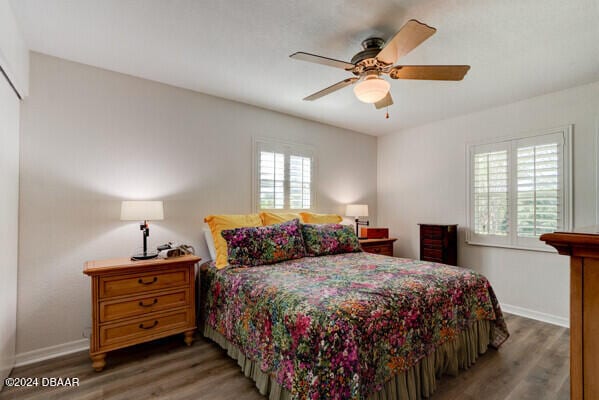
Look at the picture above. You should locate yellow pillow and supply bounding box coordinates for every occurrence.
[299,212,343,224]
[260,212,301,226]
[204,214,263,269]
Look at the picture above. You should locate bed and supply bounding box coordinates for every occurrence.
[200,251,509,400]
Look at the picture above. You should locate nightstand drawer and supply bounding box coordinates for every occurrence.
[100,289,190,322]
[364,245,393,256]
[422,238,443,248]
[99,268,189,298]
[99,309,192,348]
[359,238,397,257]
[421,225,443,234]
[421,229,443,239]
[423,248,443,259]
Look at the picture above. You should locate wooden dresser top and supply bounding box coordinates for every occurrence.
[541,226,599,256]
[84,255,201,275]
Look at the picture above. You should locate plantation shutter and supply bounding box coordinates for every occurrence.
[472,148,509,237]
[259,151,285,209]
[289,155,312,209]
[467,127,570,251]
[516,133,564,239]
[255,139,314,211]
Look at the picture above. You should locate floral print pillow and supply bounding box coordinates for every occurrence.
[221,219,305,266]
[301,223,362,256]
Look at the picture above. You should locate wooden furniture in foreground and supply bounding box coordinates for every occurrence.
[419,224,457,266]
[359,238,397,256]
[83,255,200,371]
[541,227,599,400]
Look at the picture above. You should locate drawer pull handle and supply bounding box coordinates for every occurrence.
[138,299,158,308]
[138,277,158,285]
[139,320,159,330]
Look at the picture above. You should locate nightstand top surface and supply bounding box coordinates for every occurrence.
[417,223,458,227]
[359,238,397,244]
[84,254,201,275]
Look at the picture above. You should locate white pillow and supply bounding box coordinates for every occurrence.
[203,228,216,261]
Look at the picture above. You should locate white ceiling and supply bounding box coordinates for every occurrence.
[10,0,599,136]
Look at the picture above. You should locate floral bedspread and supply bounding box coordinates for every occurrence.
[203,252,509,399]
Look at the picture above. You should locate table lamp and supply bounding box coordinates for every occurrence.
[346,204,369,239]
[120,200,164,260]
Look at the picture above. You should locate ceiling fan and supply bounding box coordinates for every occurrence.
[290,19,470,110]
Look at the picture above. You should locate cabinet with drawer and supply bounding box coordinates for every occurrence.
[418,224,457,266]
[359,238,397,256]
[84,255,200,371]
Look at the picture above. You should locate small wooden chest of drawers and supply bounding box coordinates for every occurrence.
[359,238,397,256]
[83,255,200,371]
[419,224,457,266]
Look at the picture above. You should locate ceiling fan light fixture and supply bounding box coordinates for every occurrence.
[353,75,390,103]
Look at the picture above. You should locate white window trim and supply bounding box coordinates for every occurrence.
[252,137,317,212]
[465,125,573,252]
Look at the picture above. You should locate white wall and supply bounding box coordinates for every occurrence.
[0,53,21,387]
[16,52,377,360]
[0,73,20,386]
[0,0,26,387]
[378,81,599,326]
[0,0,28,96]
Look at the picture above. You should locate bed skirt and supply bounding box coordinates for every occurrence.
[203,319,493,400]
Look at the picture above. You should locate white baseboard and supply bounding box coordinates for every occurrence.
[15,339,89,368]
[501,303,569,328]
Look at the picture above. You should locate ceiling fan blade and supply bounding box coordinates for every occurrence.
[374,92,393,109]
[376,20,437,65]
[290,52,355,70]
[389,65,471,80]
[303,78,359,101]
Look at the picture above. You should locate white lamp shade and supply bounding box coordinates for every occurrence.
[353,76,390,103]
[120,201,164,221]
[346,204,369,218]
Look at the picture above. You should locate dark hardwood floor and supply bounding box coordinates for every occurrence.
[0,314,569,400]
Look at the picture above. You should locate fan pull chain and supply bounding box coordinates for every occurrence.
[385,106,389,119]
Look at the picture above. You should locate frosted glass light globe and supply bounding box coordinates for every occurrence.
[353,76,390,103]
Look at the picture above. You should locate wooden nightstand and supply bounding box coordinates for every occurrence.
[359,238,397,256]
[83,255,200,371]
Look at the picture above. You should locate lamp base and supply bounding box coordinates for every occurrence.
[131,251,159,261]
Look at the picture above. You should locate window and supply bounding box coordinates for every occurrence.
[472,148,509,238]
[254,139,314,211]
[467,126,572,251]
